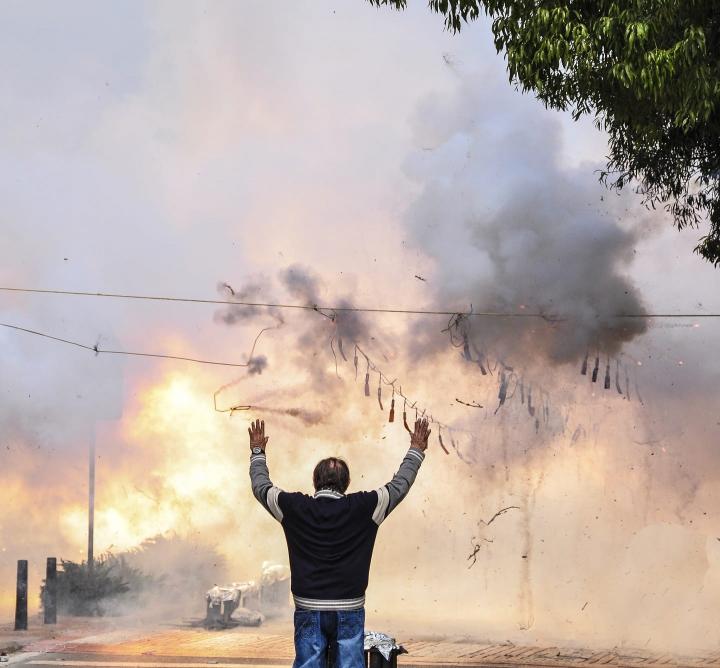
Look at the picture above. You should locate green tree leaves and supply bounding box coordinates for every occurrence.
[367,0,720,265]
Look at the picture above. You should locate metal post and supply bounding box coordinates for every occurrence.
[88,438,96,571]
[44,558,57,624]
[14,560,28,631]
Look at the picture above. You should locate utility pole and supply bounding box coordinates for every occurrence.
[88,435,95,571]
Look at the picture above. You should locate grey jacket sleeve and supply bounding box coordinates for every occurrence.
[372,447,425,526]
[249,452,283,522]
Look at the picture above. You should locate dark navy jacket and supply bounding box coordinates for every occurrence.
[250,448,425,610]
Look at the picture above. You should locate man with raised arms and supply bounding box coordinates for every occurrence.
[248,417,430,668]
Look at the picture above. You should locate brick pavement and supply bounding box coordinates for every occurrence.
[32,626,720,668]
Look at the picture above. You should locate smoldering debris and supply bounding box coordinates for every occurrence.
[203,563,290,629]
[467,505,521,568]
[467,537,493,568]
[480,505,521,527]
[456,397,483,408]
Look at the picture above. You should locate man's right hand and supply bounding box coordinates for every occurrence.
[410,417,431,452]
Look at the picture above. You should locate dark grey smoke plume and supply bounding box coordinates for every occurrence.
[404,69,648,367]
[217,265,377,386]
[214,265,382,421]
[279,265,371,350]
[247,355,267,375]
[215,280,284,327]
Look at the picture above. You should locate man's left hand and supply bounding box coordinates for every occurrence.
[249,419,269,453]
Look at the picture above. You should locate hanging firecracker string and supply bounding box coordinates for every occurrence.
[352,342,550,441]
[580,349,633,396]
[354,345,359,380]
[389,385,395,423]
[448,315,563,423]
[402,395,412,433]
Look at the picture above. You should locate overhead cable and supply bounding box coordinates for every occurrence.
[0,321,266,368]
[1,286,717,319]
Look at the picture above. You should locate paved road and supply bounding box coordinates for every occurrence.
[5,624,720,668]
[12,652,289,668]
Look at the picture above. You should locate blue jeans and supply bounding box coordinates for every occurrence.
[293,608,365,668]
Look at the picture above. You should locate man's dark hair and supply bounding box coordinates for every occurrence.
[313,457,350,493]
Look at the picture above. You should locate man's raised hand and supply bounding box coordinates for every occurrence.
[248,419,269,452]
[410,417,431,452]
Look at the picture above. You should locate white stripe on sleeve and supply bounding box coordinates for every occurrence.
[372,486,390,526]
[266,486,283,522]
